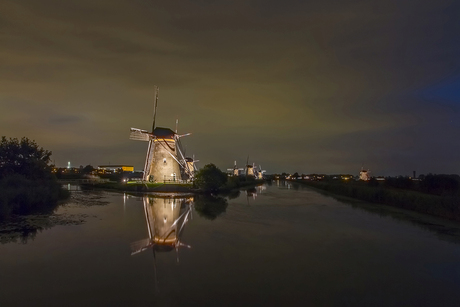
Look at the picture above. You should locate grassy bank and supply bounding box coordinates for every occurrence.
[297,180,460,221]
[83,181,193,193]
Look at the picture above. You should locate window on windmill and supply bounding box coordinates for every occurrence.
[163,158,166,164]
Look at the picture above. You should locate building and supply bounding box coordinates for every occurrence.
[97,165,134,174]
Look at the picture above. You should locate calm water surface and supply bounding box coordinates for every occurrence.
[1,182,460,306]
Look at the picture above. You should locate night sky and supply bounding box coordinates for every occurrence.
[1,0,460,175]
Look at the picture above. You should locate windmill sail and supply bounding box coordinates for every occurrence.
[143,140,156,181]
[151,86,159,132]
[130,128,151,141]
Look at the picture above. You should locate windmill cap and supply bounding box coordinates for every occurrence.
[153,127,176,138]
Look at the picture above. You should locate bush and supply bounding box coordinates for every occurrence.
[420,174,459,195]
[194,164,227,193]
[0,136,69,220]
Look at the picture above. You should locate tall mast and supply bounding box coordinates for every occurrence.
[151,86,159,133]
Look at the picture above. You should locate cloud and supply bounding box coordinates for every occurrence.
[1,0,459,174]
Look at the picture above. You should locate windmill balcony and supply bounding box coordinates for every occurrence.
[159,176,190,184]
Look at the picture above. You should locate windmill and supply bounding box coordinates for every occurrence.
[227,160,244,176]
[184,155,199,180]
[256,165,266,180]
[245,156,255,177]
[359,166,370,181]
[129,86,193,182]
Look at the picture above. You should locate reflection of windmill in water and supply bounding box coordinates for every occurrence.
[131,195,193,257]
[131,195,193,292]
[129,86,195,182]
[245,184,267,204]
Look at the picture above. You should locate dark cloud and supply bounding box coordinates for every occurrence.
[1,0,459,175]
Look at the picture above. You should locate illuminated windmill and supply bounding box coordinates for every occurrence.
[184,155,199,180]
[129,86,193,182]
[227,160,244,176]
[245,157,255,177]
[255,165,266,180]
[359,167,370,181]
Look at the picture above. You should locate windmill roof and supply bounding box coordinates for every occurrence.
[153,127,175,138]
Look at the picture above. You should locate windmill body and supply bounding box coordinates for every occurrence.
[246,165,254,177]
[148,127,182,182]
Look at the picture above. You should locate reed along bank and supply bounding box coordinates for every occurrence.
[295,175,460,221]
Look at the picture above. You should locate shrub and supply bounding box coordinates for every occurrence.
[194,164,227,193]
[0,136,69,220]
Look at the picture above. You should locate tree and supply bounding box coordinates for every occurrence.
[194,164,227,192]
[0,136,69,220]
[0,137,52,179]
[82,165,95,174]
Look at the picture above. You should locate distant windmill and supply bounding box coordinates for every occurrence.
[227,160,244,176]
[129,86,193,182]
[245,156,255,177]
[359,166,370,181]
[256,165,266,179]
[184,155,199,180]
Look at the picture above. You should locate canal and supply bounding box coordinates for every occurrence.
[1,181,460,306]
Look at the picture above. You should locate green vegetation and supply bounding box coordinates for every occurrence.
[193,163,228,193]
[297,177,460,221]
[193,163,264,194]
[0,137,69,220]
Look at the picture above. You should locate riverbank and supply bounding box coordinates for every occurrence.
[295,180,460,221]
[82,181,193,193]
[81,178,266,194]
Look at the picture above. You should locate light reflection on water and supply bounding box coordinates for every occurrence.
[131,195,193,257]
[1,183,460,306]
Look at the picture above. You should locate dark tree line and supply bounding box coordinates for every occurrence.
[0,137,69,220]
[0,137,52,180]
[379,174,460,196]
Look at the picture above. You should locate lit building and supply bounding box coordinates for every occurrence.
[97,165,134,174]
